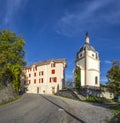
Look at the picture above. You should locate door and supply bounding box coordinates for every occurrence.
[52,87,55,95]
[37,87,39,94]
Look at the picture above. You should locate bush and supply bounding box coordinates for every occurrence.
[86,96,105,103]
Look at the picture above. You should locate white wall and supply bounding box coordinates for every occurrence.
[76,50,100,87]
[87,71,100,87]
[81,70,85,86]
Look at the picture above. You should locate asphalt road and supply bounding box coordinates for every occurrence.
[0,94,112,123]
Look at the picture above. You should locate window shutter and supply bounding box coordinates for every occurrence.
[50,77,51,82]
[28,80,31,84]
[52,70,55,74]
[34,79,36,84]
[54,77,57,82]
[34,73,36,77]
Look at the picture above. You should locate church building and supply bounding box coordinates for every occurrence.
[75,33,100,87]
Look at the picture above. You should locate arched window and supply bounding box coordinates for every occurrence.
[79,53,82,58]
[96,53,98,59]
[51,62,56,67]
[95,76,98,84]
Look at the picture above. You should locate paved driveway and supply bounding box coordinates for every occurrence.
[0,94,112,123]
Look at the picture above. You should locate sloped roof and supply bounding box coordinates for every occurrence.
[25,58,67,69]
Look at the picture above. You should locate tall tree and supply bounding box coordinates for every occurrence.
[75,66,81,89]
[0,30,26,92]
[106,60,120,96]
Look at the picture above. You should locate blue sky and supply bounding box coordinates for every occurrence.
[0,0,120,84]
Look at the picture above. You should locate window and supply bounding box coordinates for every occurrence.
[50,77,51,83]
[28,80,31,84]
[51,63,56,67]
[54,77,57,82]
[49,77,57,83]
[33,67,35,71]
[34,79,36,84]
[51,69,55,74]
[95,76,98,84]
[39,78,43,83]
[92,54,94,57]
[79,54,82,58]
[35,66,37,71]
[33,66,37,71]
[39,71,44,76]
[29,74,31,77]
[51,77,54,82]
[34,72,36,77]
[96,53,98,59]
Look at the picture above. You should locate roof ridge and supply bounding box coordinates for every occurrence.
[26,58,66,68]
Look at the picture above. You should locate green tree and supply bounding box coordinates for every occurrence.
[75,66,81,89]
[0,30,26,92]
[106,60,120,96]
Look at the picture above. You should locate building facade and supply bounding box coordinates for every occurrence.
[24,58,67,94]
[75,33,100,87]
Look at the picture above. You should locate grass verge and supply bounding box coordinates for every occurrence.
[108,104,120,123]
[86,95,114,103]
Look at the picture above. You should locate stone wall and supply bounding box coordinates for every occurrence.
[0,84,17,103]
[55,89,79,100]
[77,87,114,99]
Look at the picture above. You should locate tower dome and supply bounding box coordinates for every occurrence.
[76,32,98,60]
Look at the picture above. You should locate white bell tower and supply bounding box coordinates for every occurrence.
[75,32,100,87]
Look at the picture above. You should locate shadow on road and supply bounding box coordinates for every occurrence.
[40,95,86,123]
[90,102,119,109]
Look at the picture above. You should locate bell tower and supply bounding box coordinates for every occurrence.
[75,33,100,87]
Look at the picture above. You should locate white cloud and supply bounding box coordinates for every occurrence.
[56,0,120,37]
[3,0,28,25]
[104,60,112,64]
